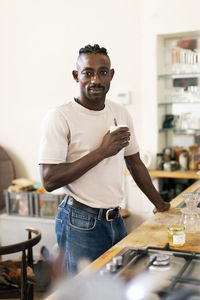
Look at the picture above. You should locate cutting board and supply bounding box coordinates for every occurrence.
[0,146,15,210]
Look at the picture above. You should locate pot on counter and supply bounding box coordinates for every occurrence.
[163,160,179,172]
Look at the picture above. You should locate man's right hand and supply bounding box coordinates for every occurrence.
[153,201,170,214]
[100,127,130,158]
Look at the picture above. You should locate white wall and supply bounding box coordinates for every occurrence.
[1,0,200,231]
[139,0,200,165]
[0,0,142,181]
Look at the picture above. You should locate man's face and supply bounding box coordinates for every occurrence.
[73,53,114,104]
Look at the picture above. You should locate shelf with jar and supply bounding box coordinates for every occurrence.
[149,169,200,179]
[157,37,200,139]
[159,85,200,104]
[153,144,200,201]
[158,100,200,106]
[158,87,200,139]
[158,73,200,79]
[158,86,200,141]
[160,43,200,76]
[155,144,200,173]
[159,128,200,135]
[159,111,200,135]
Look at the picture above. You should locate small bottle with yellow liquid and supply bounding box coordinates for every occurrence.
[168,224,186,247]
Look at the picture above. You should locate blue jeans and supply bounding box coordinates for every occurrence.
[55,196,127,275]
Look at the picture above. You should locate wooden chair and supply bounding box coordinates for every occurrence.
[0,228,41,300]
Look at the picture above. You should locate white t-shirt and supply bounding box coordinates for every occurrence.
[39,99,139,208]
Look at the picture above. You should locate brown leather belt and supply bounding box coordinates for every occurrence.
[67,196,121,221]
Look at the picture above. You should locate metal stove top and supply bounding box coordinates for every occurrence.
[99,245,200,299]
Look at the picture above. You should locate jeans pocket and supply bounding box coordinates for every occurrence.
[69,208,96,231]
[55,217,64,245]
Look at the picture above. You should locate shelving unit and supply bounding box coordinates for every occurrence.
[157,32,200,152]
[159,128,199,135]
[158,101,200,105]
[156,32,200,201]
[158,73,200,79]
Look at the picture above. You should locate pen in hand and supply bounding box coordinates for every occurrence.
[114,118,118,126]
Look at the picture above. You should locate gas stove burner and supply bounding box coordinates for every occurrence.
[98,246,200,298]
[149,253,171,271]
[150,254,170,266]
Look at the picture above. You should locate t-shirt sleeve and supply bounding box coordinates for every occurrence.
[38,108,70,164]
[124,109,139,156]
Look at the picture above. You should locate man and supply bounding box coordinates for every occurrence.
[39,44,170,274]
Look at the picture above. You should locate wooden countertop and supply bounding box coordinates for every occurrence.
[44,179,200,300]
[86,180,200,272]
[149,169,200,179]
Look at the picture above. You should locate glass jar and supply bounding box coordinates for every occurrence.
[163,147,172,162]
[156,153,164,170]
[174,147,184,162]
[179,193,200,232]
[181,193,199,211]
[189,153,199,170]
[168,224,185,247]
[180,209,200,232]
[188,144,199,170]
[178,150,188,171]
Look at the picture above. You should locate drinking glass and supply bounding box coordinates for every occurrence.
[180,192,200,232]
[179,210,200,232]
[181,193,199,211]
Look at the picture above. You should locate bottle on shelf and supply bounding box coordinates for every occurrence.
[163,147,172,162]
[179,150,189,171]
[174,146,185,161]
[156,153,164,170]
[188,144,199,170]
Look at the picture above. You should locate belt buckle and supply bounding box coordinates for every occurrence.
[106,209,114,221]
[106,207,120,221]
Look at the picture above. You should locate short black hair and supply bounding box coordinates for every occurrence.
[79,44,108,56]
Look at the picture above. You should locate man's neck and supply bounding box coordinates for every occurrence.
[74,97,105,111]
